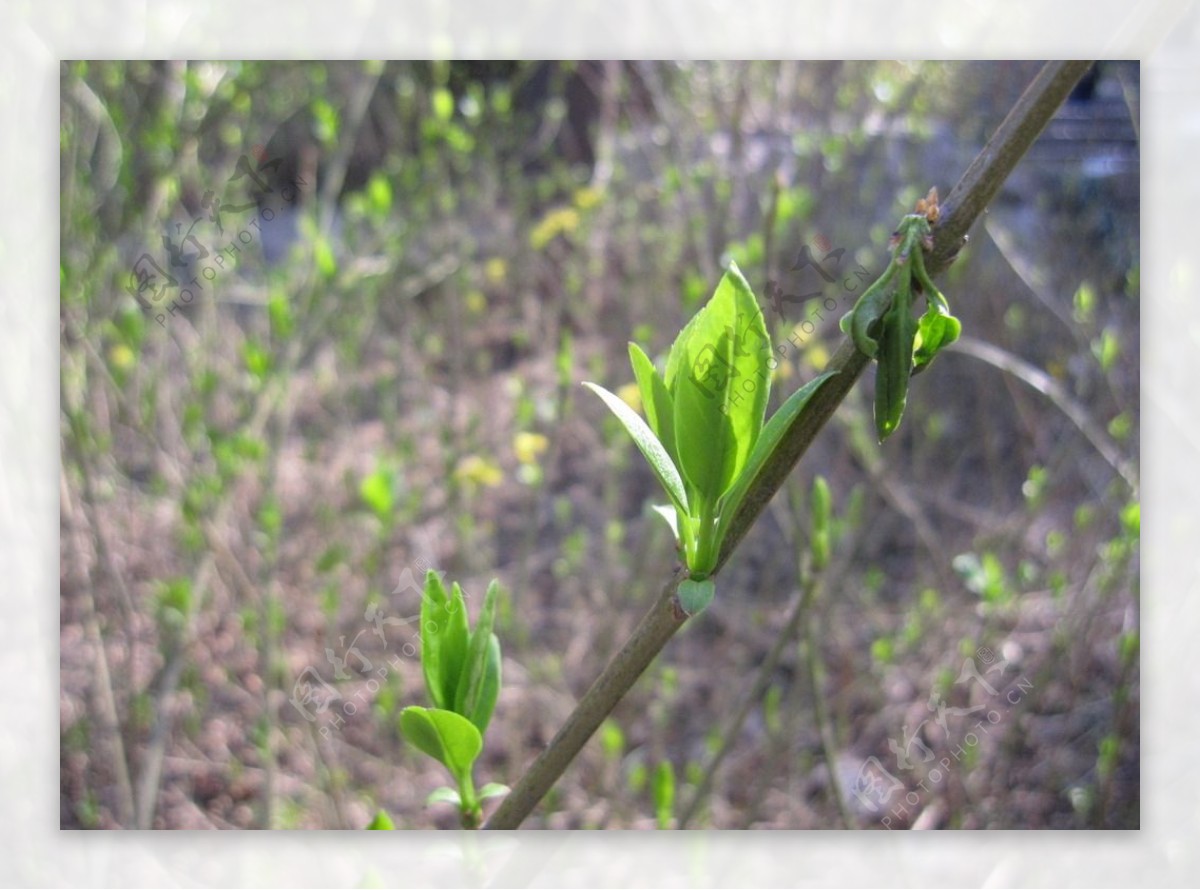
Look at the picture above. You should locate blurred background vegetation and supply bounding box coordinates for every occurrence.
[60,60,1139,829]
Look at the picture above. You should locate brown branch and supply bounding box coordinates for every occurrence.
[483,59,1093,831]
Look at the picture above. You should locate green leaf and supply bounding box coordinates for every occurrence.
[716,371,836,538]
[360,467,395,523]
[671,262,771,505]
[314,235,337,280]
[653,760,676,829]
[678,577,715,615]
[454,580,502,733]
[664,303,708,395]
[810,475,832,535]
[432,87,455,122]
[367,173,393,216]
[629,342,678,467]
[810,476,833,570]
[426,786,462,807]
[479,783,511,801]
[723,262,772,475]
[268,290,293,339]
[649,503,679,538]
[420,571,470,710]
[242,340,273,380]
[399,706,482,784]
[366,809,395,829]
[811,529,831,571]
[874,273,918,442]
[913,302,961,370]
[1092,327,1120,373]
[582,382,689,514]
[840,265,897,358]
[477,634,502,734]
[673,327,738,503]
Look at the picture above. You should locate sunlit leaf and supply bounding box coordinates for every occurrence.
[716,371,836,539]
[653,761,676,829]
[479,783,510,801]
[420,571,469,710]
[426,786,461,807]
[671,262,771,505]
[649,503,679,538]
[454,580,502,734]
[583,382,689,515]
[629,342,678,467]
[366,809,395,829]
[360,467,394,522]
[913,302,961,369]
[399,706,482,784]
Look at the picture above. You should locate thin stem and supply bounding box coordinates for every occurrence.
[677,563,814,828]
[483,60,1093,831]
[459,771,481,829]
[484,568,690,828]
[803,576,855,830]
[929,60,1096,274]
[691,494,718,577]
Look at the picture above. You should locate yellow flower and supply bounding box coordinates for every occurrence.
[108,343,136,371]
[465,289,487,314]
[806,343,830,372]
[513,432,549,465]
[572,185,603,211]
[616,382,642,413]
[484,257,507,286]
[453,455,503,488]
[529,207,580,251]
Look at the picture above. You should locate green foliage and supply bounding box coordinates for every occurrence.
[652,760,676,829]
[401,571,507,827]
[154,577,193,638]
[600,719,625,762]
[678,578,715,615]
[452,581,502,735]
[581,381,690,516]
[953,551,1013,606]
[840,200,961,441]
[418,571,471,712]
[585,262,835,606]
[670,264,769,504]
[366,809,395,830]
[400,707,482,783]
[58,61,1137,833]
[809,475,833,570]
[359,466,396,525]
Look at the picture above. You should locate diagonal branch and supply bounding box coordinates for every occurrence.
[483,59,1093,831]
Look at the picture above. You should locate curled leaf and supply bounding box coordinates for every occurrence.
[840,264,897,358]
[874,271,918,442]
[913,302,962,370]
